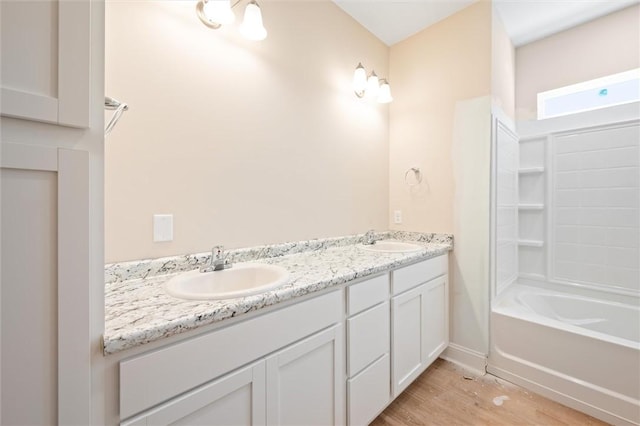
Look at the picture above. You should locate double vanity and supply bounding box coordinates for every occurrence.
[104,231,452,425]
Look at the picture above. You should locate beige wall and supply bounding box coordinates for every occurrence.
[389,1,492,355]
[492,8,515,120]
[388,1,491,234]
[105,0,389,262]
[516,4,640,120]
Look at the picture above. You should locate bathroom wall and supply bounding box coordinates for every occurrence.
[515,4,640,121]
[491,9,515,120]
[389,1,492,361]
[105,0,389,262]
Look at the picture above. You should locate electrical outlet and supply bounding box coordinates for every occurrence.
[153,214,173,242]
[394,210,402,224]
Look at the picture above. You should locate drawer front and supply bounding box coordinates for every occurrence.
[347,301,389,377]
[120,290,342,420]
[392,255,447,295]
[347,274,389,316]
[347,354,390,426]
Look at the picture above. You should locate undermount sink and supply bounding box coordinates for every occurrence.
[358,240,423,253]
[164,263,290,300]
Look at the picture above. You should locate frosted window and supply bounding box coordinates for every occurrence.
[538,69,640,120]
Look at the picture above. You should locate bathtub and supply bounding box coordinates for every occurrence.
[489,283,640,426]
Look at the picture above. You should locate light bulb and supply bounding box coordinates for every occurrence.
[353,63,367,97]
[240,1,267,41]
[378,79,393,103]
[203,0,235,25]
[366,71,380,99]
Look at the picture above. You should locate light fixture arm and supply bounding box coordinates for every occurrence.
[196,0,243,29]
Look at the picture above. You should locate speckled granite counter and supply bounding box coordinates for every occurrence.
[104,231,453,355]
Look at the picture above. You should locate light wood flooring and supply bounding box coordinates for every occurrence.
[371,359,609,426]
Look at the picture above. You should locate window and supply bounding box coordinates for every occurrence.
[537,68,640,120]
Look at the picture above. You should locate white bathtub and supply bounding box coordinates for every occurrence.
[489,283,640,426]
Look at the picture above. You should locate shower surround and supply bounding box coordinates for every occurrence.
[489,104,640,425]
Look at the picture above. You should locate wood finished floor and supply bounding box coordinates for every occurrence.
[371,359,609,426]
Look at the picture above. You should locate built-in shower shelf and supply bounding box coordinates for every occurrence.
[518,272,546,281]
[518,204,545,210]
[518,240,544,247]
[518,167,545,174]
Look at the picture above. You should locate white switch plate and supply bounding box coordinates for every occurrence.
[394,210,402,224]
[153,214,173,242]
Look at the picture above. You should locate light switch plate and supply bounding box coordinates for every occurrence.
[153,214,173,242]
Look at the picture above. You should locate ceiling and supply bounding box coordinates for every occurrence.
[333,0,640,47]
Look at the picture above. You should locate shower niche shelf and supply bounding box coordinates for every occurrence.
[518,245,546,278]
[518,167,545,174]
[519,210,544,243]
[518,204,544,210]
[517,136,547,279]
[518,240,544,248]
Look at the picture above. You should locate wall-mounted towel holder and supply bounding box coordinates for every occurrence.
[404,167,422,186]
[105,96,129,136]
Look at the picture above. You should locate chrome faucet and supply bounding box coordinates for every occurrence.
[363,229,377,245]
[200,245,232,272]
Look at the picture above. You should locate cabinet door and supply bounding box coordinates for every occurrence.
[0,0,90,127]
[1,145,91,425]
[391,284,426,397]
[266,325,345,426]
[391,275,449,398]
[422,275,449,367]
[122,361,266,426]
[347,354,390,426]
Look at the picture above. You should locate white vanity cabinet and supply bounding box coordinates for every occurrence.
[391,255,449,398]
[118,253,450,426]
[345,274,391,426]
[119,290,344,425]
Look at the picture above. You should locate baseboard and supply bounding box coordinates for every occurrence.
[487,364,640,426]
[440,343,487,376]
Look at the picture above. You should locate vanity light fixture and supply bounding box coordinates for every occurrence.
[366,71,380,99]
[353,63,368,97]
[239,0,267,40]
[352,63,393,103]
[196,0,267,41]
[378,79,393,104]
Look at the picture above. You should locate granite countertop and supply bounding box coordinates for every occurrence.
[104,231,453,355]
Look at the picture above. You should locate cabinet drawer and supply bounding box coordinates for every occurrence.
[347,274,389,316]
[347,301,389,377]
[392,255,447,295]
[348,354,390,426]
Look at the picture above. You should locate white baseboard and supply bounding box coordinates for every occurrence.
[440,343,487,376]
